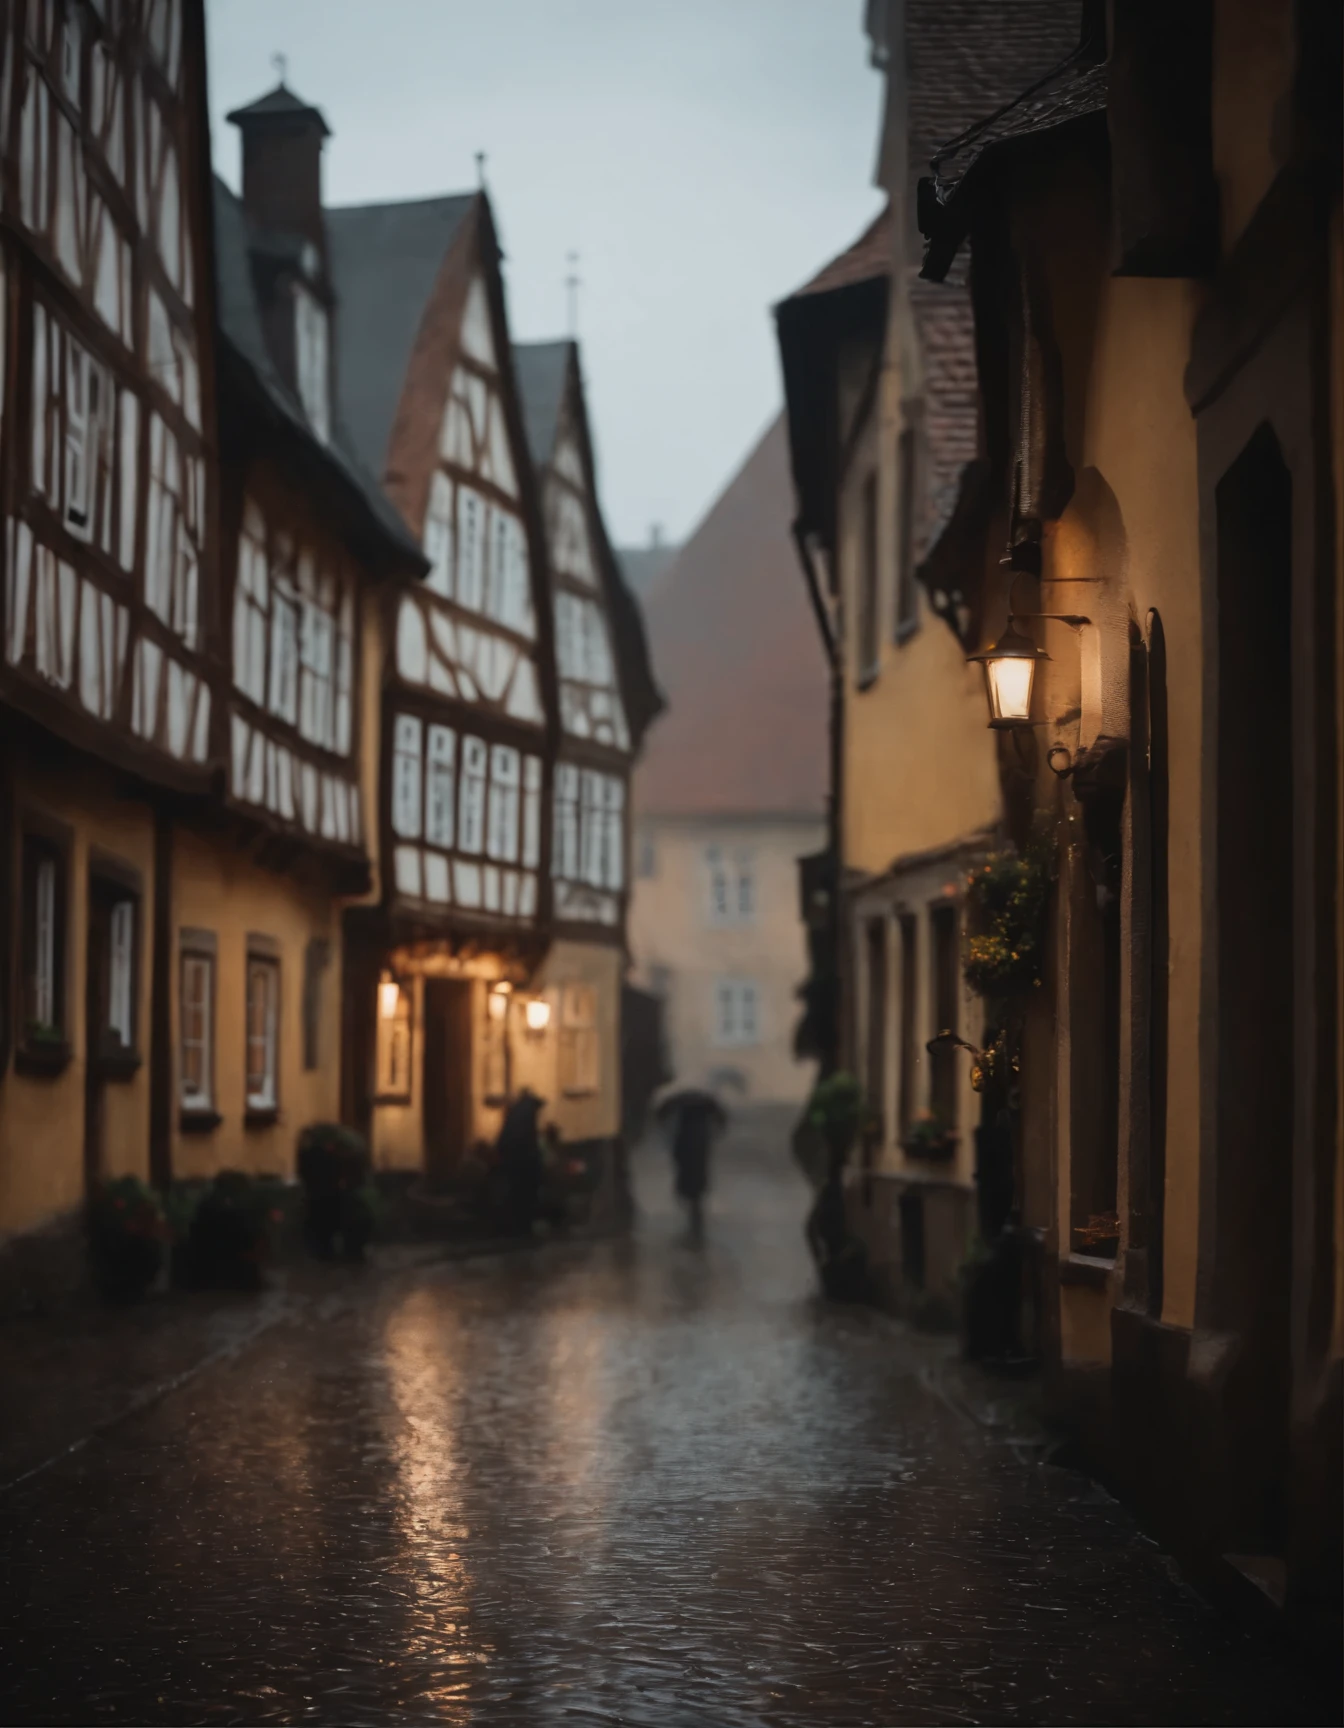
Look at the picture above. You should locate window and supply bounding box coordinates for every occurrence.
[233,502,269,705]
[705,848,755,925]
[22,833,66,1041]
[293,285,330,444]
[559,983,599,1094]
[713,979,760,1048]
[392,714,424,838]
[895,427,919,640]
[425,725,456,848]
[267,571,299,725]
[376,981,413,1101]
[107,896,136,1048]
[423,472,454,597]
[930,903,959,1129]
[31,310,116,548]
[245,953,279,1112]
[553,763,580,879]
[486,745,520,863]
[857,470,879,683]
[144,412,203,649]
[64,342,112,539]
[458,736,488,854]
[179,933,215,1112]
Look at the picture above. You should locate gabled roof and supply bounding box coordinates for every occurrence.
[324,193,477,479]
[212,177,425,569]
[512,338,572,467]
[512,337,664,748]
[636,414,827,820]
[785,204,890,300]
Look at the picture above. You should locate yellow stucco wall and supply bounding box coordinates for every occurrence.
[628,814,823,1106]
[169,827,343,1181]
[839,403,1002,878]
[1056,276,1205,1327]
[519,940,623,1142]
[0,761,156,1236]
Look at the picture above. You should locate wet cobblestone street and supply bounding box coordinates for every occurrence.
[0,1126,1334,1726]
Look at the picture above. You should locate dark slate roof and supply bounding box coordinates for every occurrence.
[921,48,1108,280]
[512,339,572,467]
[784,204,890,301]
[636,415,827,819]
[324,193,476,480]
[212,177,425,566]
[225,81,330,135]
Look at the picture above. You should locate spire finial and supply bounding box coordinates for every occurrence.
[475,151,487,189]
[565,250,581,339]
[271,51,288,86]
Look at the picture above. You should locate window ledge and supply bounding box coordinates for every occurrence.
[179,1107,222,1134]
[894,615,921,647]
[244,1105,280,1129]
[374,1091,413,1107]
[1060,1252,1116,1290]
[561,1088,598,1100]
[855,665,881,693]
[97,1050,143,1082]
[900,1132,958,1162]
[15,1038,72,1078]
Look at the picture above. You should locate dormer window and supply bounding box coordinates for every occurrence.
[294,283,330,445]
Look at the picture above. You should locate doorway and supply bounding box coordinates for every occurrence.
[1213,424,1294,1553]
[422,978,474,1188]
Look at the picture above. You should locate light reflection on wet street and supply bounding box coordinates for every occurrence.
[0,1124,1331,1726]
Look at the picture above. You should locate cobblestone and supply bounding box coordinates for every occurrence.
[0,1129,1335,1726]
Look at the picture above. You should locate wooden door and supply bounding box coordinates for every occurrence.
[422,978,473,1188]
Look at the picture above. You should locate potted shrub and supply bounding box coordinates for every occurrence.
[179,1170,274,1290]
[963,847,1050,998]
[296,1124,373,1261]
[902,1110,956,1161]
[1073,1210,1120,1259]
[88,1176,167,1303]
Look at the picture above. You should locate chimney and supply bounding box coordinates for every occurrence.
[226,82,331,263]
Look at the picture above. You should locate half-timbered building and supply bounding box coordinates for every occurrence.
[166,86,427,1184]
[320,176,561,1180]
[511,338,661,1154]
[0,0,219,1249]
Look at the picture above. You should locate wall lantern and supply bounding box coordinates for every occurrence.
[524,997,552,1034]
[967,612,1091,731]
[378,973,401,1020]
[967,618,1048,728]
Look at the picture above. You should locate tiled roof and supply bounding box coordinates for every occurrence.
[511,339,572,467]
[324,193,477,480]
[785,204,891,300]
[906,2,1084,189]
[929,51,1108,201]
[211,178,425,565]
[635,414,827,820]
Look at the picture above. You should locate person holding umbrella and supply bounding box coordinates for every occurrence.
[654,1085,728,1234]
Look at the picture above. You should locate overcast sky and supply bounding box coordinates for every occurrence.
[205,1,885,547]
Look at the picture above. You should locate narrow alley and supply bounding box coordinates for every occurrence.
[0,1126,1329,1727]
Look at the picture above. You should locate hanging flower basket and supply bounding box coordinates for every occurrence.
[963,848,1050,997]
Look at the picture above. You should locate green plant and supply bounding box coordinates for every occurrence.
[805,1072,867,1160]
[24,1018,65,1046]
[963,846,1051,997]
[178,1170,272,1290]
[903,1111,954,1158]
[88,1176,168,1303]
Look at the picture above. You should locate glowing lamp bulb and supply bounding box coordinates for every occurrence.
[525,998,552,1032]
[969,618,1045,729]
[488,988,509,1021]
[378,978,400,1020]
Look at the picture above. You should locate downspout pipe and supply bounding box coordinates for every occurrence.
[792,520,844,1079]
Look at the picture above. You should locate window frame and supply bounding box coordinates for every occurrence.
[178,927,217,1126]
[244,941,281,1122]
[17,817,72,1073]
[88,853,143,1074]
[712,978,760,1049]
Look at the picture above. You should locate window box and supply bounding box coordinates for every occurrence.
[901,1123,957,1162]
[244,1105,280,1130]
[179,1107,223,1135]
[15,1029,72,1078]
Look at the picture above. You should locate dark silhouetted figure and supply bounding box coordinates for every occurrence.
[806,1142,869,1303]
[494,1089,546,1236]
[656,1088,727,1234]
